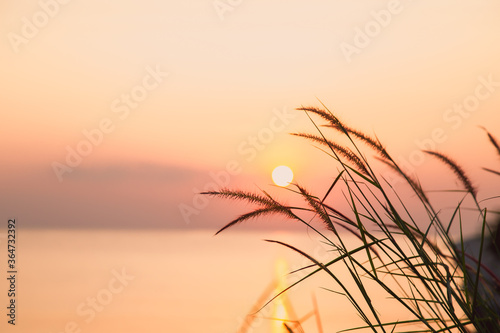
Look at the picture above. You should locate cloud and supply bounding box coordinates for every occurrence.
[65,163,201,184]
[1,163,213,229]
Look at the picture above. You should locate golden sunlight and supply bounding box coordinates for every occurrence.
[272,166,294,187]
[273,258,290,333]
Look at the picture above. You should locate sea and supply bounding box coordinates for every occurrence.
[0,229,432,333]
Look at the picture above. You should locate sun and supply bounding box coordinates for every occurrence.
[272,165,294,187]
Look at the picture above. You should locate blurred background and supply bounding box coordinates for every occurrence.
[1,1,500,332]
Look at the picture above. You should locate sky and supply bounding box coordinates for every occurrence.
[2,0,500,233]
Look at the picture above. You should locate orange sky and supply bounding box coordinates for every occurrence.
[1,0,500,233]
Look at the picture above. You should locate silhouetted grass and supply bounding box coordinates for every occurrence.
[204,106,500,332]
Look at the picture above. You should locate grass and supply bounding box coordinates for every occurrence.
[204,106,500,332]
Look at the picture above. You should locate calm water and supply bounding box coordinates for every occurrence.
[0,229,413,333]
